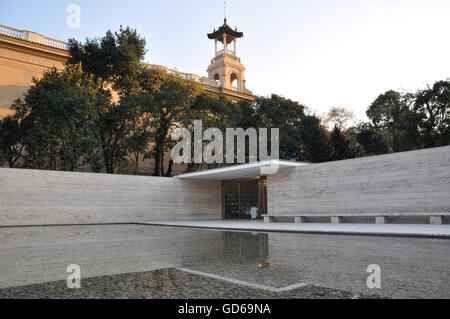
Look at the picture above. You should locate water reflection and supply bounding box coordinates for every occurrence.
[0,225,449,298]
[220,232,270,268]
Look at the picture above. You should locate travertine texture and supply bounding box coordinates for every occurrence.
[0,169,222,226]
[267,146,450,217]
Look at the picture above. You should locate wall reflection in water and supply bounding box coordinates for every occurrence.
[1,225,449,298]
[220,232,270,268]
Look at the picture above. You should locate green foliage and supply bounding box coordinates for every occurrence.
[191,93,243,130]
[125,66,202,176]
[366,90,418,152]
[95,97,134,174]
[68,26,149,174]
[297,115,331,163]
[251,95,306,160]
[0,116,24,168]
[68,26,146,96]
[12,65,101,171]
[361,80,449,154]
[414,80,450,148]
[353,123,390,156]
[329,126,353,161]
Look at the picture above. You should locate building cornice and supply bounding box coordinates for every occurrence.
[204,85,255,102]
[0,35,69,63]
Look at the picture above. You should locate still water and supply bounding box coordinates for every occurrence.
[0,224,448,298]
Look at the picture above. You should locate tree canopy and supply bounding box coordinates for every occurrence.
[10,64,102,171]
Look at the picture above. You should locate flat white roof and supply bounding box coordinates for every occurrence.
[174,160,308,181]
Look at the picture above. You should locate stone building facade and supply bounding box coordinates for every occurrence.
[0,22,255,118]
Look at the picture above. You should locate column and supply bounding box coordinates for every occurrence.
[376,216,389,224]
[430,216,443,225]
[294,217,306,223]
[224,34,227,53]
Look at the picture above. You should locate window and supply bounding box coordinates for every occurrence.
[230,73,238,90]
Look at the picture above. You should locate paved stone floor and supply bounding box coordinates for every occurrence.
[0,268,379,299]
[0,225,449,299]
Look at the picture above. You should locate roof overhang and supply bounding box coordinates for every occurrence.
[207,22,244,42]
[174,160,309,181]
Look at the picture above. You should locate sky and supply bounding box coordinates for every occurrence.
[2,0,450,121]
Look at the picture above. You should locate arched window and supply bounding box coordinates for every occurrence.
[213,73,220,81]
[230,73,238,90]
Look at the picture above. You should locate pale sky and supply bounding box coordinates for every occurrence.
[2,0,450,121]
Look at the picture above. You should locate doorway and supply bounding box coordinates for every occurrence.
[222,177,267,220]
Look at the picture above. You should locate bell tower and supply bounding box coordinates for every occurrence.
[207,19,247,92]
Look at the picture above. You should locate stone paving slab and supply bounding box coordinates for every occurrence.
[141,220,450,238]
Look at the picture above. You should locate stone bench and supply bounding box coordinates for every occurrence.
[261,213,450,225]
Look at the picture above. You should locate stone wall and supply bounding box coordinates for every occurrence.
[0,168,222,226]
[0,35,68,118]
[267,146,450,218]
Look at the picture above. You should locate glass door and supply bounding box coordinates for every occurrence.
[222,179,263,220]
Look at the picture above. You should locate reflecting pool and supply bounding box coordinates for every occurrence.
[0,225,448,298]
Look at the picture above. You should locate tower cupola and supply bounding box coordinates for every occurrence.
[206,19,248,93]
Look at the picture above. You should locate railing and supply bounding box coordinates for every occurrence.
[216,49,235,56]
[0,25,24,39]
[41,36,68,50]
[200,78,222,88]
[0,24,69,50]
[151,64,201,83]
[149,65,227,90]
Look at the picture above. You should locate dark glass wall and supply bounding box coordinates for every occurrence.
[222,177,267,220]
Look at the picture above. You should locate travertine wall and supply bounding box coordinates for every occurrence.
[0,168,222,226]
[267,146,450,217]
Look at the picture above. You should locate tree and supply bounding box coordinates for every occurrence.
[95,97,133,174]
[329,126,353,160]
[239,95,333,163]
[68,26,146,96]
[323,107,355,131]
[298,115,331,163]
[11,65,102,171]
[367,90,418,152]
[414,80,450,148]
[0,116,24,168]
[191,94,243,130]
[354,123,390,156]
[186,93,244,171]
[252,95,306,160]
[126,66,202,176]
[126,115,152,175]
[68,27,149,174]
